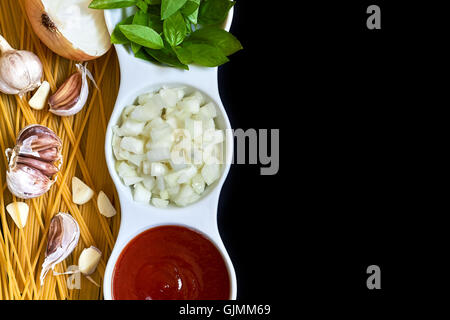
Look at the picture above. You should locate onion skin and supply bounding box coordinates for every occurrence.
[24,0,104,61]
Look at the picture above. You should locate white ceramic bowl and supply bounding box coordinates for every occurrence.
[102,8,236,300]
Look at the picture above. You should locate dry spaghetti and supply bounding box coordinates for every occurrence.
[0,0,121,300]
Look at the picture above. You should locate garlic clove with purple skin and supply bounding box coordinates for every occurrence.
[6,164,54,199]
[16,124,63,154]
[0,34,43,96]
[48,63,97,116]
[6,124,62,199]
[40,213,80,285]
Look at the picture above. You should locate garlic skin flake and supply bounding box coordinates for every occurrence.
[0,34,43,96]
[6,124,62,199]
[49,63,96,116]
[40,213,80,285]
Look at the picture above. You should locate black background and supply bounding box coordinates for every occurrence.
[217,0,446,312]
[2,0,447,317]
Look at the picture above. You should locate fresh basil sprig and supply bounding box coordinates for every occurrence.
[89,0,242,69]
[89,0,138,9]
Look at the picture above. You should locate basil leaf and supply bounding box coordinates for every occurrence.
[161,0,188,20]
[131,11,149,53]
[89,0,137,9]
[135,48,158,62]
[136,0,148,11]
[163,11,187,47]
[184,0,200,24]
[119,25,164,49]
[147,4,161,15]
[133,10,149,25]
[148,14,163,34]
[181,0,199,16]
[144,0,160,4]
[174,46,192,65]
[198,0,234,26]
[184,15,193,33]
[145,45,189,69]
[188,26,242,56]
[111,15,135,44]
[180,42,229,67]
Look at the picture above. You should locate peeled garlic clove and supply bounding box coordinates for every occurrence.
[97,191,116,218]
[49,63,95,117]
[72,177,94,205]
[78,246,102,276]
[6,124,62,199]
[28,81,50,110]
[0,34,43,96]
[40,213,80,285]
[6,202,29,229]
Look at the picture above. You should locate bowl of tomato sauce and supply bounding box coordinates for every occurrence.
[112,225,232,300]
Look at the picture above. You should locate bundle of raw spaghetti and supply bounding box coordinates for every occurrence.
[0,0,121,300]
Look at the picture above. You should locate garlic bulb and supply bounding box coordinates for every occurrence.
[49,63,96,116]
[6,124,62,199]
[40,213,80,285]
[0,34,43,96]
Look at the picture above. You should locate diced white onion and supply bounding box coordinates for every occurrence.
[117,161,137,178]
[128,153,146,167]
[142,176,155,190]
[129,103,162,121]
[121,105,136,122]
[113,87,223,207]
[177,91,203,114]
[120,136,144,154]
[156,176,165,191]
[134,183,152,203]
[198,102,217,119]
[191,174,206,194]
[151,162,168,177]
[201,164,221,185]
[123,176,144,186]
[117,120,145,136]
[150,124,173,141]
[176,165,198,184]
[152,198,169,208]
[147,148,171,162]
[160,87,185,107]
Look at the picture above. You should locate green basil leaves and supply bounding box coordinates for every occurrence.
[90,0,242,69]
[89,0,138,9]
[161,0,188,19]
[163,11,187,47]
[119,25,164,49]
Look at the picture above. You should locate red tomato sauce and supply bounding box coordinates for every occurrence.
[112,225,231,300]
